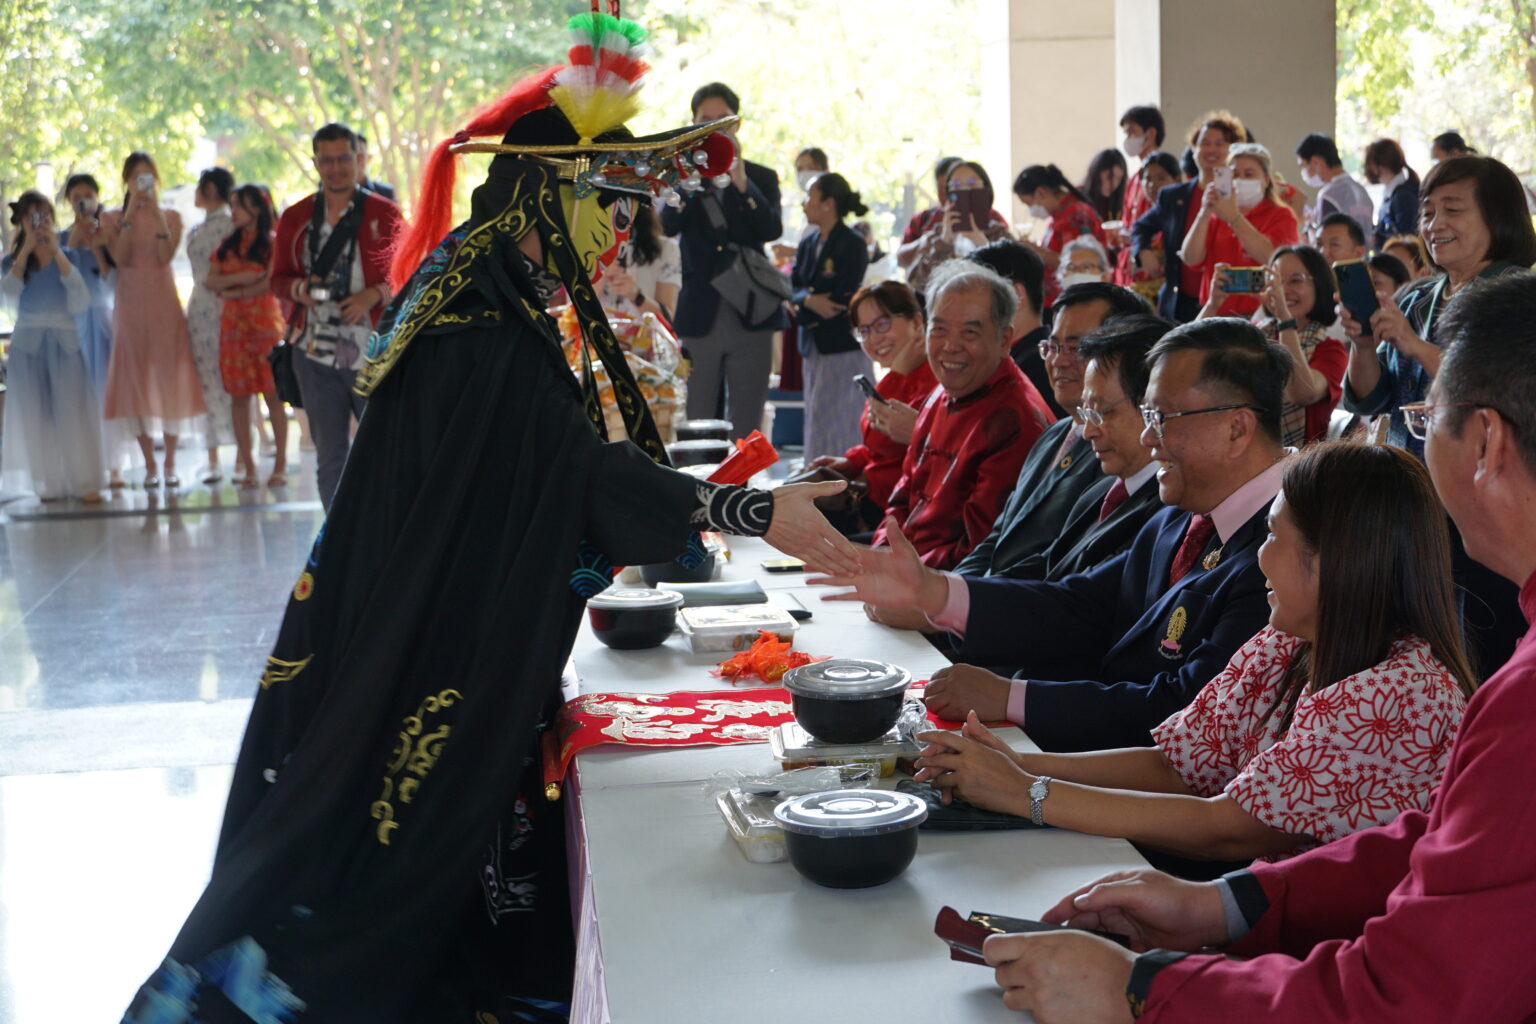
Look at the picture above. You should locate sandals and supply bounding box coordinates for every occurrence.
[235,475,261,489]
[202,469,224,485]
[143,474,161,489]
[266,471,288,488]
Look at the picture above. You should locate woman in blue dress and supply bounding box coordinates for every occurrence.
[61,172,124,487]
[3,191,106,501]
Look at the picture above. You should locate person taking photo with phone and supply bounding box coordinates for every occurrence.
[101,152,207,490]
[904,160,1011,296]
[61,172,124,488]
[1179,143,1299,319]
[2,191,106,503]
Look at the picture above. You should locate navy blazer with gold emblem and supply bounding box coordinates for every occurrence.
[957,502,1272,752]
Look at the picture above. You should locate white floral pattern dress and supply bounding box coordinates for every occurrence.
[186,209,235,447]
[1153,626,1466,858]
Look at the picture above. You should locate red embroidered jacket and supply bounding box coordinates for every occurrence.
[873,358,1054,569]
[271,190,404,333]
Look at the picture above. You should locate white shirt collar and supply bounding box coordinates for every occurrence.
[1380,168,1410,199]
[1122,460,1159,496]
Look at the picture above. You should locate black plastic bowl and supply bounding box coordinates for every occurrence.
[586,589,683,650]
[675,418,733,442]
[667,439,732,467]
[790,690,904,745]
[774,790,927,889]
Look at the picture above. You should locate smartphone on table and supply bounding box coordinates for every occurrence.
[853,373,885,406]
[761,558,805,573]
[934,906,1132,966]
[1333,259,1380,335]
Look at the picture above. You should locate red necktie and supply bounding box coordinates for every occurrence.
[1053,423,1084,467]
[1168,514,1216,586]
[1097,479,1130,522]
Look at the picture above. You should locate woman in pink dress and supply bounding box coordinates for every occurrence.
[102,151,207,488]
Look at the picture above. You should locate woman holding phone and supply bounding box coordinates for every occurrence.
[101,151,206,489]
[595,202,680,322]
[1179,142,1299,318]
[1199,244,1346,447]
[805,280,936,533]
[912,442,1474,866]
[2,192,106,502]
[904,160,1010,296]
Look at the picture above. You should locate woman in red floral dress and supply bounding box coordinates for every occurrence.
[207,185,289,488]
[913,441,1477,865]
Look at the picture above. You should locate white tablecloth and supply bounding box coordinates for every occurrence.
[565,536,1148,1023]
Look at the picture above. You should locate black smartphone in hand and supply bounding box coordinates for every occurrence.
[1334,259,1380,335]
[853,373,885,405]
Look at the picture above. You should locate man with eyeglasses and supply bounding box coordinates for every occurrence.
[968,271,1536,1024]
[272,121,403,509]
[820,317,1288,753]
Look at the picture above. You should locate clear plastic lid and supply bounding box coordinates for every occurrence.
[783,659,911,701]
[586,587,686,611]
[773,789,928,837]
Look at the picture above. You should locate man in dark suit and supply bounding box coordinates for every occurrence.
[661,82,785,440]
[1131,178,1199,323]
[953,284,1149,577]
[822,318,1289,752]
[1008,314,1168,582]
[355,133,397,202]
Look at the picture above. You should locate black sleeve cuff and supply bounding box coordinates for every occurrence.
[691,484,773,537]
[1222,869,1270,932]
[1126,949,1190,1019]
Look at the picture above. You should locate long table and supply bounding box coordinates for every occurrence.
[566,536,1148,1023]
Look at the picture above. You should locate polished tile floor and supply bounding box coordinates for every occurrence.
[0,449,324,1023]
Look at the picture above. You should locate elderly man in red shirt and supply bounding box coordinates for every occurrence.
[975,270,1536,1024]
[872,263,1055,568]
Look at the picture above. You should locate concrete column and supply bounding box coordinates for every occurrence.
[981,0,1117,227]
[1116,0,1336,180]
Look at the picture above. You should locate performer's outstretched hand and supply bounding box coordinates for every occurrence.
[767,481,863,577]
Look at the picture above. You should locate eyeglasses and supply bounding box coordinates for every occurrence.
[1400,400,1515,440]
[315,153,356,168]
[1073,397,1130,428]
[1139,403,1265,439]
[1038,340,1080,360]
[1063,262,1105,275]
[854,317,894,340]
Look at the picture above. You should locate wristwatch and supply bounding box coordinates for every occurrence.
[1275,318,1299,332]
[1028,775,1052,826]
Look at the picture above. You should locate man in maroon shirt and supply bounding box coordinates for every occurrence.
[872,263,1055,569]
[975,270,1536,1022]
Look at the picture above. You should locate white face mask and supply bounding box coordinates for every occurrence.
[1028,203,1049,220]
[796,169,819,193]
[1300,168,1325,189]
[1233,178,1266,209]
[1121,134,1146,159]
[1059,271,1102,290]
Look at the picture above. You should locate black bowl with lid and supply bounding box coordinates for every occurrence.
[667,439,732,467]
[783,659,912,744]
[586,588,684,650]
[675,418,733,442]
[773,789,927,888]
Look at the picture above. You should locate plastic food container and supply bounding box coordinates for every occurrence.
[715,789,789,863]
[768,721,920,778]
[586,588,684,650]
[773,789,928,888]
[783,659,912,744]
[677,604,798,653]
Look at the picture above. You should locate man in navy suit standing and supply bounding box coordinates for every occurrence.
[817,318,1290,752]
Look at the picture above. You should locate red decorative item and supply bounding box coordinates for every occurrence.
[711,629,827,684]
[706,430,778,485]
[545,686,797,791]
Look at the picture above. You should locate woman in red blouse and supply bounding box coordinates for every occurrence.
[914,441,1475,864]
[1179,143,1300,317]
[1014,164,1108,311]
[805,281,937,532]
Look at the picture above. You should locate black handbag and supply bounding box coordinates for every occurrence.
[268,319,304,409]
[700,192,791,328]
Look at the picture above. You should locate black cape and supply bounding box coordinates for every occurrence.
[130,244,705,1021]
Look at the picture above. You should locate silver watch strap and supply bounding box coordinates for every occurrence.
[1030,775,1052,827]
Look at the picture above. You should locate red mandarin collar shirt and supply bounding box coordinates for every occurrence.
[872,357,1055,569]
[840,361,939,510]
